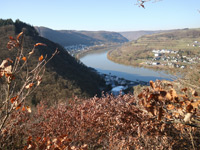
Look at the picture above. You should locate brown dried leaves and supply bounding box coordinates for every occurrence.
[137,80,200,124]
[7,32,23,50]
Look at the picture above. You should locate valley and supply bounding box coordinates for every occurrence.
[1,0,200,149]
[1,19,200,150]
[35,24,200,95]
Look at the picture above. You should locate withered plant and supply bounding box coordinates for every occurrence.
[4,80,200,149]
[0,32,58,132]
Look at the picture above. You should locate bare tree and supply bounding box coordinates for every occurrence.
[0,32,58,131]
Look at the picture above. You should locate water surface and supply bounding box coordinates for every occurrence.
[80,50,173,82]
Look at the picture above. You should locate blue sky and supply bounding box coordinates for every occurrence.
[0,0,199,31]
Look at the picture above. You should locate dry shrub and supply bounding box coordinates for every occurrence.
[1,80,200,149]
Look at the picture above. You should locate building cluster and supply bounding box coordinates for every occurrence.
[152,49,178,55]
[65,45,89,56]
[188,41,200,47]
[145,41,200,69]
[65,44,105,56]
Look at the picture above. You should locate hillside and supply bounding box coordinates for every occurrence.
[35,27,128,47]
[119,29,178,41]
[35,27,99,46]
[79,30,128,43]
[109,28,200,65]
[119,30,161,41]
[0,19,106,105]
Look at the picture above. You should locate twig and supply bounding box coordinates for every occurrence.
[188,127,196,150]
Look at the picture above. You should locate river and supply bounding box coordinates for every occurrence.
[80,50,173,82]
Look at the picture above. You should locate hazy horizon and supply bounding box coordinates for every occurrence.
[1,0,200,31]
[35,25,199,33]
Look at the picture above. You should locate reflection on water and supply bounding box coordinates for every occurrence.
[80,50,173,82]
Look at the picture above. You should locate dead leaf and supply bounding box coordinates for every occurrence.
[184,113,192,123]
[39,55,44,61]
[150,80,155,89]
[22,106,26,111]
[173,112,180,118]
[177,108,184,116]
[34,43,47,47]
[170,88,177,98]
[191,100,200,109]
[146,104,155,116]
[167,104,175,110]
[140,3,145,8]
[17,32,23,40]
[10,95,18,104]
[9,36,14,40]
[147,94,154,101]
[16,104,22,110]
[181,88,187,92]
[4,65,12,74]
[138,93,143,99]
[165,92,172,100]
[26,106,32,113]
[25,83,34,89]
[0,60,9,68]
[166,114,172,119]
[186,104,193,113]
[6,58,13,64]
[37,80,42,86]
[192,90,198,97]
[29,50,34,55]
[22,57,27,62]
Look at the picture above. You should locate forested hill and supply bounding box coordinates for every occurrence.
[0,19,106,105]
[35,26,128,46]
[79,30,128,43]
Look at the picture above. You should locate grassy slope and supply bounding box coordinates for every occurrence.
[109,28,200,66]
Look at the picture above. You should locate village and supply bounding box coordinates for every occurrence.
[65,44,90,56]
[65,44,105,56]
[145,41,200,69]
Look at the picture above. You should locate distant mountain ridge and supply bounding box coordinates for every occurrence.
[35,26,128,47]
[119,29,180,41]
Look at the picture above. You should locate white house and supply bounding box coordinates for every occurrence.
[152,62,160,65]
[154,53,161,57]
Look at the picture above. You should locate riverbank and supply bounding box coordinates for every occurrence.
[100,72,148,95]
[79,47,174,96]
[76,43,122,59]
[107,49,182,76]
